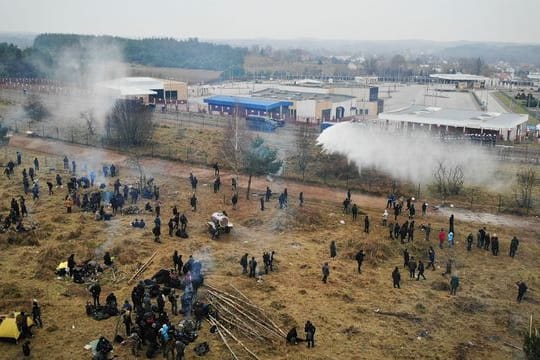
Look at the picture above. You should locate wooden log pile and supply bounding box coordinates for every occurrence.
[204,284,286,359]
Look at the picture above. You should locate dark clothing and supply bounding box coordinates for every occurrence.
[392,268,401,288]
[240,254,248,274]
[330,242,337,258]
[22,342,30,357]
[322,264,330,283]
[32,303,42,327]
[509,237,519,257]
[408,260,417,278]
[467,234,473,251]
[355,251,365,273]
[491,237,499,256]
[351,204,358,220]
[427,249,435,270]
[517,282,528,302]
[416,262,426,280]
[403,250,410,268]
[249,259,257,278]
[304,322,316,348]
[90,283,101,306]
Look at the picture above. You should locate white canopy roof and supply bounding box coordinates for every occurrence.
[379,105,528,130]
[430,73,489,82]
[96,77,163,96]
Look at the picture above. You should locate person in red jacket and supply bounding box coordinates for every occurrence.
[438,229,446,249]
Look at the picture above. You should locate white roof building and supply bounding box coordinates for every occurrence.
[97,77,161,96]
[429,74,489,82]
[378,105,528,140]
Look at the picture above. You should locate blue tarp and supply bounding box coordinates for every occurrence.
[203,95,293,111]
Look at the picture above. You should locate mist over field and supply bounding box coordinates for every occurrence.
[317,121,499,187]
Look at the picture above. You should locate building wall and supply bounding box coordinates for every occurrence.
[293,100,317,119]
[354,99,378,117]
[329,87,369,100]
[164,81,188,102]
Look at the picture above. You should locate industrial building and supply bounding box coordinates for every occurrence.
[429,74,489,89]
[203,95,293,119]
[378,105,528,141]
[251,88,356,122]
[97,77,188,106]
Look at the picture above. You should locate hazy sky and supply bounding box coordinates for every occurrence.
[0,0,537,43]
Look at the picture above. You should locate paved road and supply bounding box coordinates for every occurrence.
[382,84,478,111]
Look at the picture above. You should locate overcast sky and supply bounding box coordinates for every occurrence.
[0,0,537,43]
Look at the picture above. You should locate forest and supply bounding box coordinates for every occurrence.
[0,33,246,78]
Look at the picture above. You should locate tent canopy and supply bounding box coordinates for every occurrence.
[0,312,34,341]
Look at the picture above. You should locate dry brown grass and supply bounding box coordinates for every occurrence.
[0,142,538,360]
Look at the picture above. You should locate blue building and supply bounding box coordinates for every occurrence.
[203,95,293,120]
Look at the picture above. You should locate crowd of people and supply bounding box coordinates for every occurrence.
[1,149,534,359]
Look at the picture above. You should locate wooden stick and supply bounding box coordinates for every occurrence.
[214,312,266,341]
[207,298,268,341]
[530,314,533,337]
[210,315,261,360]
[208,295,272,338]
[128,251,157,283]
[503,342,522,350]
[229,284,286,336]
[207,291,282,339]
[208,318,239,360]
[206,286,285,337]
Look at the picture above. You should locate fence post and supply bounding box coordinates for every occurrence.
[498,195,502,213]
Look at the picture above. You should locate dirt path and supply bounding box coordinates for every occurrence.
[8,134,379,207]
[9,134,540,228]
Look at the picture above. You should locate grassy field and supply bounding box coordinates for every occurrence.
[0,136,539,359]
[127,64,222,84]
[244,54,353,77]
[494,91,539,125]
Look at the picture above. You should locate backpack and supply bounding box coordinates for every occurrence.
[194,342,210,356]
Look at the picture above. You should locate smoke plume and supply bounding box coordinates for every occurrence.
[316,121,500,187]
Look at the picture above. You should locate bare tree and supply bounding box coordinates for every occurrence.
[80,111,96,136]
[219,115,251,175]
[124,150,146,192]
[433,160,465,202]
[105,99,154,146]
[514,167,536,213]
[24,94,50,123]
[295,123,316,181]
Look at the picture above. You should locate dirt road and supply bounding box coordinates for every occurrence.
[8,134,379,208]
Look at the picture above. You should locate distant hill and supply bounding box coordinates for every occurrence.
[33,33,246,75]
[213,38,540,65]
[440,43,540,65]
[0,32,36,48]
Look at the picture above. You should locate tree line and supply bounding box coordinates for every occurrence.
[0,33,247,79]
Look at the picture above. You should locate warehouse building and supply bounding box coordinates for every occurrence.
[203,95,293,119]
[378,105,528,141]
[429,74,489,89]
[97,77,188,106]
[251,88,357,123]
